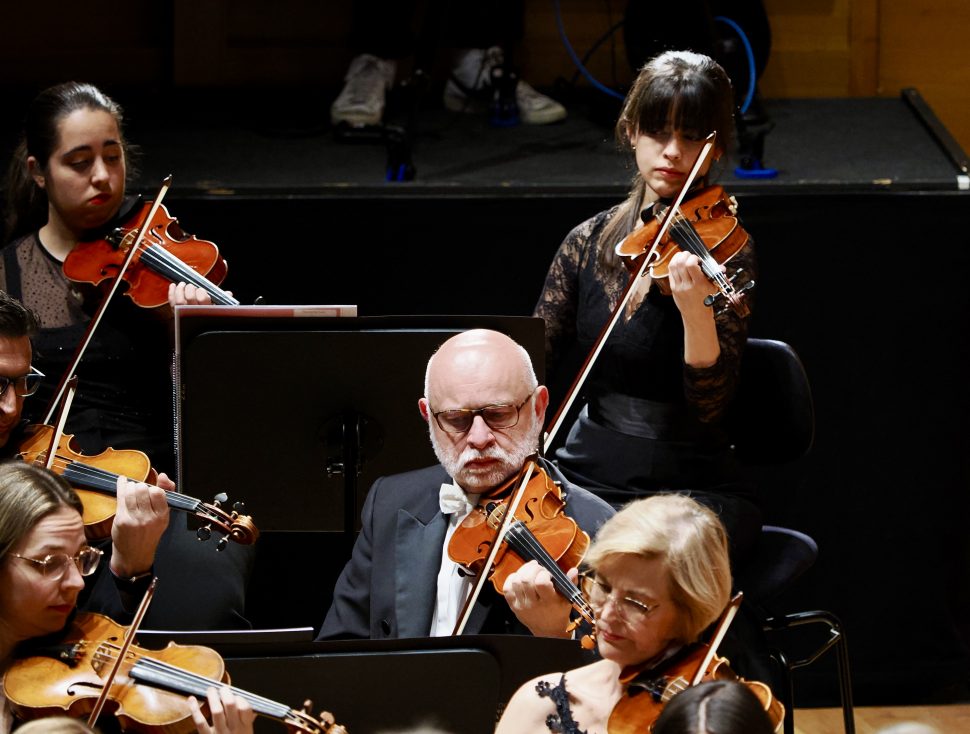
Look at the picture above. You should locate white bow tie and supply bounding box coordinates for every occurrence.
[439,482,479,517]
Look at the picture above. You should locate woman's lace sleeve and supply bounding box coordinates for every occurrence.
[684,239,758,424]
[533,216,602,375]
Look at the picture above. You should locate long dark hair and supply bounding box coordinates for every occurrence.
[598,51,736,270]
[3,82,130,243]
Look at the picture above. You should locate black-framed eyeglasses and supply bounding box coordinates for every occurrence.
[10,546,103,579]
[581,573,659,625]
[431,390,535,434]
[0,366,44,398]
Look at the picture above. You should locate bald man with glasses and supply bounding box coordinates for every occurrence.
[319,329,615,641]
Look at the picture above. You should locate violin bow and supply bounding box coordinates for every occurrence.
[43,376,79,471]
[43,177,174,425]
[451,458,540,636]
[690,591,743,687]
[542,133,717,452]
[87,577,159,728]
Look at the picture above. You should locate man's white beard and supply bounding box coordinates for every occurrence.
[429,422,539,494]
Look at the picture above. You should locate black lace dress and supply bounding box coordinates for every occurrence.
[536,675,588,734]
[534,203,761,562]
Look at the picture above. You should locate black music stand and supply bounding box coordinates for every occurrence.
[175,308,545,628]
[199,635,590,734]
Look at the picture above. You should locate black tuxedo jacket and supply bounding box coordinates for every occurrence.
[318,462,615,639]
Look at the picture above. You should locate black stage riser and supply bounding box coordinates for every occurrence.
[168,190,970,707]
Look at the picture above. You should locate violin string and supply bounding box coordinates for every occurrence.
[26,454,203,513]
[504,521,596,621]
[668,216,736,299]
[91,644,297,720]
[138,244,213,291]
[140,246,222,303]
[139,245,239,306]
[131,657,293,719]
[488,517,582,603]
[669,216,721,276]
[666,210,726,280]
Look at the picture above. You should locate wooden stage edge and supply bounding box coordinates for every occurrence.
[794,704,970,733]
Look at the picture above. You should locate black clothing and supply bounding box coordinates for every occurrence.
[318,461,615,640]
[534,205,761,569]
[537,675,586,734]
[1,230,176,473]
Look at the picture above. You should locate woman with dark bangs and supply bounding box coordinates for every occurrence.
[532,51,760,567]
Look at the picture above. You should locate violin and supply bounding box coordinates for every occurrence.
[609,648,784,733]
[3,612,346,734]
[17,424,258,548]
[447,458,596,642]
[614,185,754,317]
[607,595,784,733]
[65,180,239,309]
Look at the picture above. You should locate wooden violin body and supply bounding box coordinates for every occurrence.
[447,459,589,593]
[608,646,785,733]
[447,459,597,642]
[615,185,753,316]
[3,613,347,734]
[18,424,154,539]
[4,612,226,734]
[66,198,237,308]
[16,424,258,547]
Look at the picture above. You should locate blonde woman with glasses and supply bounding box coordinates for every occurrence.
[0,462,254,734]
[496,493,774,734]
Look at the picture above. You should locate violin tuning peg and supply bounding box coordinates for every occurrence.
[216,536,228,552]
[213,492,229,506]
[197,525,212,542]
[302,699,314,714]
[233,501,246,514]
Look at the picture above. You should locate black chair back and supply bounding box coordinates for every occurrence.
[727,338,815,465]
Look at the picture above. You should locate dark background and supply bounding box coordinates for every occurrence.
[2,8,969,715]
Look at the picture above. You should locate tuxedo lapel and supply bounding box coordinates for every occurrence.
[394,500,447,637]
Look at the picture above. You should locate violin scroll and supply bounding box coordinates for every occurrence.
[193,494,260,549]
[290,699,349,734]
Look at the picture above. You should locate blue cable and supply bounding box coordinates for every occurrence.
[714,15,756,114]
[715,16,776,177]
[553,0,625,101]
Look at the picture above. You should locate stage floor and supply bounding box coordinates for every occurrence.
[795,704,970,733]
[111,89,967,199]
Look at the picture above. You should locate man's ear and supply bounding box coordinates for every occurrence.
[534,385,550,417]
[418,397,431,423]
[27,156,45,189]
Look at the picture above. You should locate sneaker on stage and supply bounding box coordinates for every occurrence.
[330,53,397,127]
[443,47,567,126]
